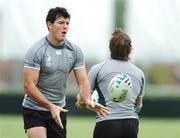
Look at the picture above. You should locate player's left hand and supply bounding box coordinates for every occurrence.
[76,94,109,118]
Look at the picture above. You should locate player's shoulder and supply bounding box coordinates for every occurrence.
[28,36,47,53]
[129,62,145,77]
[65,39,81,51]
[90,61,108,71]
[93,61,107,68]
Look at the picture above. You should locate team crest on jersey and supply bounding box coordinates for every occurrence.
[46,54,52,67]
[68,57,73,62]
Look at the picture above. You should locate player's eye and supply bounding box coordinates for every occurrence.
[66,22,69,25]
[57,21,64,25]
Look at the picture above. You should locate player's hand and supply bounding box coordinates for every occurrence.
[75,94,86,108]
[49,104,68,129]
[86,100,109,119]
[76,94,109,118]
[134,104,142,113]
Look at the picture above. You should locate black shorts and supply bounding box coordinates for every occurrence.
[93,119,139,138]
[22,107,67,138]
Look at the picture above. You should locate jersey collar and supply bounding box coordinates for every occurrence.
[45,35,73,50]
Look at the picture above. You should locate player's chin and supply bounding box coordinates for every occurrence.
[56,34,66,41]
[61,33,67,38]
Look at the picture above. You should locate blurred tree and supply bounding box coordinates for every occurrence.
[115,0,125,28]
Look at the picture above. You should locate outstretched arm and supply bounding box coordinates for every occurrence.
[73,67,91,104]
[73,67,109,117]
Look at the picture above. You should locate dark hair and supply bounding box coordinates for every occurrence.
[46,7,71,24]
[109,28,132,61]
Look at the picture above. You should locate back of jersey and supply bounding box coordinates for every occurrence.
[88,59,145,122]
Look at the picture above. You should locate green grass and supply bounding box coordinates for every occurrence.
[0,114,26,138]
[139,118,180,138]
[0,115,180,138]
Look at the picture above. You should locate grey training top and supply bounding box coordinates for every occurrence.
[22,35,85,111]
[88,59,145,122]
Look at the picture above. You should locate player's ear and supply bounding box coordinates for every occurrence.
[47,21,52,30]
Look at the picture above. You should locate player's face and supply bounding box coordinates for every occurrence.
[48,16,70,44]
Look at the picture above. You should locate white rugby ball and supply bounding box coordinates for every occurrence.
[108,73,132,102]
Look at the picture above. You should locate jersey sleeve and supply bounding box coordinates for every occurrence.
[88,65,99,91]
[24,46,41,70]
[138,72,145,97]
[73,46,85,69]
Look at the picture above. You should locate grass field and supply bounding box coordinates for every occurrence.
[0,115,180,138]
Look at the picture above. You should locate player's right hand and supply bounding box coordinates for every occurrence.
[76,94,109,118]
[75,94,86,108]
[49,104,68,129]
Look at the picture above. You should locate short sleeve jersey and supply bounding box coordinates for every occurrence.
[22,36,85,111]
[88,59,145,122]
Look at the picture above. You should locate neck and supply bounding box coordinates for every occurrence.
[48,34,64,46]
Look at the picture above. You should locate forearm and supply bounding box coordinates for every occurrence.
[24,84,53,110]
[23,68,54,111]
[135,97,143,112]
[78,80,91,104]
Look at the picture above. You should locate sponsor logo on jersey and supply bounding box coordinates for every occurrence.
[56,50,62,55]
